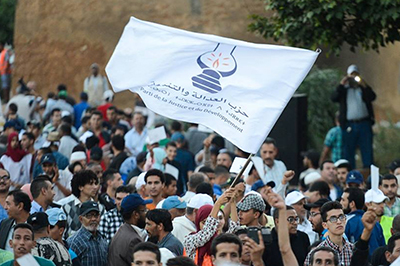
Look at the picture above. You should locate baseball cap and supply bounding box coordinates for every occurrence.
[304,198,330,210]
[347,64,359,75]
[334,159,350,168]
[304,172,321,186]
[27,212,50,231]
[285,191,307,206]
[365,189,389,204]
[346,170,364,185]
[70,151,86,164]
[46,208,67,226]
[4,120,21,131]
[171,132,185,142]
[237,192,266,212]
[251,180,265,192]
[41,153,56,165]
[187,194,214,209]
[103,90,114,101]
[80,201,100,216]
[162,196,187,210]
[120,194,152,214]
[135,172,146,191]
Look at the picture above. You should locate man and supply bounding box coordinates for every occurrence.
[0,42,11,103]
[320,160,342,201]
[217,151,234,169]
[0,190,31,251]
[182,172,208,203]
[28,120,46,150]
[320,112,342,164]
[384,234,400,265]
[285,191,318,244]
[131,242,162,266]
[126,151,147,184]
[58,124,78,160]
[260,137,287,186]
[332,64,376,169]
[145,209,183,256]
[171,193,214,243]
[41,153,71,202]
[304,198,330,239]
[213,165,230,197]
[162,196,186,220]
[74,92,90,129]
[0,168,11,222]
[67,201,108,266]
[263,205,310,266]
[304,201,353,266]
[125,112,148,157]
[0,223,55,266]
[99,186,131,243]
[99,169,124,211]
[145,169,165,210]
[346,170,365,188]
[83,63,109,107]
[162,174,178,199]
[184,123,208,156]
[43,108,62,139]
[30,176,55,214]
[237,193,266,227]
[20,131,35,155]
[46,208,67,244]
[97,90,114,121]
[165,142,185,195]
[308,246,340,266]
[340,187,385,255]
[380,174,400,217]
[108,193,152,266]
[305,180,331,203]
[108,135,128,171]
[335,159,351,188]
[300,150,320,180]
[88,111,110,148]
[27,212,72,266]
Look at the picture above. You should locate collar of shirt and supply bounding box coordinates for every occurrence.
[325,235,351,251]
[158,232,173,246]
[79,226,101,241]
[131,224,148,240]
[31,200,43,212]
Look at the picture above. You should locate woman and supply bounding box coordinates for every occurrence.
[0,132,32,189]
[183,188,239,266]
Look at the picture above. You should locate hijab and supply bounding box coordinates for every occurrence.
[4,132,28,162]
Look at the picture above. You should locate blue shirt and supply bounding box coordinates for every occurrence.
[0,204,7,223]
[158,232,184,256]
[30,200,44,214]
[74,101,90,129]
[213,184,222,197]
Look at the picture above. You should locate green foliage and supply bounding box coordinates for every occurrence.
[249,0,400,55]
[297,67,342,151]
[0,0,17,44]
[373,122,400,171]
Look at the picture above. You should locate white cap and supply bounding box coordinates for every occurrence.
[61,110,70,118]
[347,64,359,75]
[187,194,214,209]
[365,189,389,204]
[304,172,321,185]
[70,151,86,164]
[135,172,146,191]
[285,191,307,206]
[103,90,114,101]
[334,159,350,168]
[79,131,93,144]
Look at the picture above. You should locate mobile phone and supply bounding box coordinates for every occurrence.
[247,227,260,244]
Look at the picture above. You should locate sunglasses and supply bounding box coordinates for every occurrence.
[0,175,10,180]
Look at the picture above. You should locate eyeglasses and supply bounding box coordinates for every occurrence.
[287,216,300,224]
[327,214,346,223]
[84,212,100,219]
[309,212,321,218]
[0,175,10,180]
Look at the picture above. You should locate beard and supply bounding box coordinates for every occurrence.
[83,222,99,232]
[137,216,146,229]
[343,206,351,214]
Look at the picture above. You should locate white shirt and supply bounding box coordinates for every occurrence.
[0,154,32,189]
[124,127,148,157]
[262,159,287,186]
[58,135,78,159]
[53,168,73,202]
[182,191,196,203]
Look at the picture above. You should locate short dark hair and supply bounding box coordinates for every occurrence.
[22,132,35,141]
[195,182,213,197]
[68,161,83,174]
[166,256,196,266]
[51,108,61,116]
[392,214,400,234]
[382,174,398,184]
[321,201,343,222]
[388,233,400,253]
[9,103,18,113]
[50,220,67,230]
[13,223,34,240]
[72,144,86,153]
[30,177,51,199]
[164,173,176,187]
[116,185,133,195]
[81,116,90,125]
[103,168,119,187]
[59,123,72,136]
[320,160,334,171]
[273,205,295,220]
[336,162,351,171]
[170,121,182,132]
[214,165,229,177]
[166,141,177,149]
[309,180,330,198]
[107,106,117,112]
[144,169,165,184]
[8,190,31,212]
[111,135,125,151]
[211,233,242,258]
[132,242,161,263]
[91,110,103,119]
[344,187,365,210]
[71,170,99,198]
[188,173,207,190]
[80,92,88,101]
[57,84,67,91]
[263,137,277,147]
[146,209,173,232]
[309,246,339,266]
[111,125,126,135]
[198,166,214,175]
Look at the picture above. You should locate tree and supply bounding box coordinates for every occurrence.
[0,0,17,44]
[249,0,400,55]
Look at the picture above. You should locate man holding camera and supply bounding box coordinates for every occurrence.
[331,64,376,169]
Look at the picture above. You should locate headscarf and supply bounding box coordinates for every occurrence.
[194,204,217,266]
[4,132,28,162]
[149,147,166,171]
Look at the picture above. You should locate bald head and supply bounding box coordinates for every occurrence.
[392,214,400,235]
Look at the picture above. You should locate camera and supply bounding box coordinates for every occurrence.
[246,226,272,244]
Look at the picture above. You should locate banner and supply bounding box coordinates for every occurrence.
[106,17,319,153]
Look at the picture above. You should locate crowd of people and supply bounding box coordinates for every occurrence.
[0,46,400,266]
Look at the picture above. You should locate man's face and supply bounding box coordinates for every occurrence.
[169,208,186,220]
[106,109,117,122]
[110,173,124,190]
[0,169,10,193]
[89,165,103,179]
[5,195,19,218]
[80,179,99,198]
[286,209,299,235]
[166,146,177,161]
[133,114,145,129]
[80,211,100,232]
[387,239,400,263]
[146,175,163,198]
[291,198,306,219]
[337,167,349,184]
[370,201,385,217]
[321,163,336,183]
[238,234,251,264]
[42,162,56,177]
[136,205,147,229]
[217,153,233,169]
[43,180,55,204]
[260,143,277,167]
[311,250,336,266]
[91,67,99,76]
[115,192,129,211]
[145,218,159,238]
[90,114,102,130]
[132,251,161,266]
[212,243,241,265]
[395,168,400,176]
[52,111,62,125]
[308,207,323,234]
[380,179,398,200]
[49,225,64,243]
[306,191,321,204]
[163,180,177,197]
[323,209,346,236]
[340,192,351,214]
[20,135,32,150]
[10,228,36,259]
[206,172,216,185]
[238,209,258,226]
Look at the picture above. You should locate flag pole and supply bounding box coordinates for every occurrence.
[230,153,253,188]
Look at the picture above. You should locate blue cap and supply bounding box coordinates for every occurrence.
[4,120,21,131]
[171,132,185,142]
[346,170,364,184]
[121,194,152,214]
[251,180,265,191]
[41,153,56,165]
[46,208,67,226]
[162,196,187,210]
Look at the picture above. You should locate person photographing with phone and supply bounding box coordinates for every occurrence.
[331,64,376,169]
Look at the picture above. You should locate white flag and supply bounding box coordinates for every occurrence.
[106,17,319,153]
